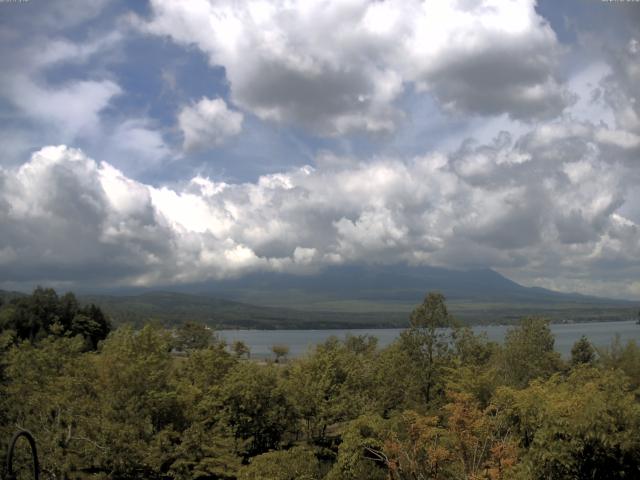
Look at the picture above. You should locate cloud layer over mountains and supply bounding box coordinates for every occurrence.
[0,0,639,299]
[2,119,638,298]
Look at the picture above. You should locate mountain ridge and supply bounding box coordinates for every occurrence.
[1,266,636,328]
[192,264,634,305]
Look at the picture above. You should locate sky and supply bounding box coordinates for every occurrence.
[0,0,639,299]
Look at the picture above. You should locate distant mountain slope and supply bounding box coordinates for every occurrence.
[0,289,26,304]
[4,265,637,329]
[78,291,407,329]
[198,264,631,306]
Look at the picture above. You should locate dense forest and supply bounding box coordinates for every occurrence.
[1,288,640,479]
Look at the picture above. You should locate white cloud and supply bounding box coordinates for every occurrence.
[601,38,640,134]
[99,118,172,174]
[140,0,571,136]
[178,97,243,151]
[0,27,124,143]
[2,76,122,139]
[1,123,640,298]
[0,0,110,34]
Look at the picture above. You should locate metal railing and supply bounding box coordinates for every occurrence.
[4,430,39,480]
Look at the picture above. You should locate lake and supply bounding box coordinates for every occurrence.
[219,320,640,359]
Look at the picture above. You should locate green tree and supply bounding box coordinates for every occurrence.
[0,288,109,349]
[570,335,596,367]
[0,336,92,477]
[399,292,456,405]
[174,321,213,352]
[88,325,182,477]
[500,317,562,388]
[171,342,240,479]
[71,304,111,349]
[495,368,640,479]
[272,344,290,363]
[373,341,418,413]
[220,362,295,457]
[238,446,321,480]
[344,334,378,355]
[325,415,387,480]
[1,286,60,342]
[286,337,375,442]
[598,336,640,389]
[232,340,250,359]
[169,421,240,480]
[447,328,501,407]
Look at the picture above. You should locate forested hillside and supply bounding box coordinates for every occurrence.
[76,265,638,327]
[1,289,640,479]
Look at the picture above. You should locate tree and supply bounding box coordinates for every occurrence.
[174,321,213,352]
[233,340,251,359]
[0,288,110,349]
[374,341,419,413]
[494,368,640,479]
[344,334,378,355]
[171,343,240,479]
[598,336,640,389]
[286,337,375,442]
[1,286,60,342]
[399,292,456,405]
[169,421,241,480]
[220,363,295,457]
[0,335,93,478]
[442,392,518,479]
[325,415,387,480]
[570,336,596,367]
[385,411,453,480]
[238,446,321,480]
[382,393,518,480]
[88,325,182,477]
[500,317,562,388]
[72,304,111,350]
[272,344,290,363]
[446,327,501,408]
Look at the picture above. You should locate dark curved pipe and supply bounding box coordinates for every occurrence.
[5,430,39,480]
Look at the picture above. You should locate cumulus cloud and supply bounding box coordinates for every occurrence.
[0,146,171,286]
[1,121,639,298]
[178,97,244,151]
[0,0,110,32]
[140,0,571,136]
[0,22,174,172]
[602,38,640,135]
[0,27,123,142]
[2,76,122,139]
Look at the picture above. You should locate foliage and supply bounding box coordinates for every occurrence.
[232,340,250,359]
[446,328,502,407]
[570,335,596,367]
[495,368,640,479]
[285,336,376,442]
[220,362,295,458]
[174,321,214,352]
[272,344,290,363]
[499,317,563,388]
[383,392,517,480]
[238,446,321,480]
[1,289,639,480]
[0,287,110,349]
[598,336,640,389]
[399,292,456,405]
[325,415,387,480]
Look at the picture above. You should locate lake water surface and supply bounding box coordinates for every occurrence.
[219,320,640,359]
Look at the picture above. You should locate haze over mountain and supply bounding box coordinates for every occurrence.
[195,264,628,305]
[40,265,631,329]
